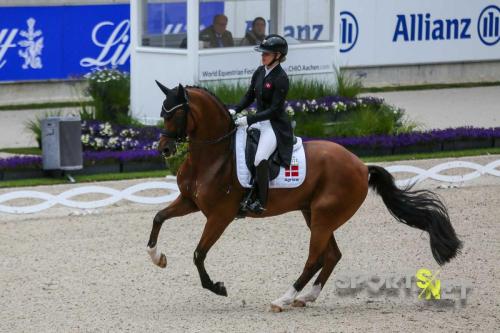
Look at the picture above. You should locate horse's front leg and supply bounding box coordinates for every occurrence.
[193,215,233,296]
[147,195,198,268]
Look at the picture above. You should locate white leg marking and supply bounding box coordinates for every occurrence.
[271,286,298,311]
[295,283,322,304]
[147,245,161,265]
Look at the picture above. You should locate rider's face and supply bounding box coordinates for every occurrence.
[261,52,279,66]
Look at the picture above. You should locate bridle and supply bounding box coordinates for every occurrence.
[160,102,190,142]
[160,89,237,146]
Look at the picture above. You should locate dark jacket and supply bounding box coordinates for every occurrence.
[199,25,234,48]
[235,64,294,167]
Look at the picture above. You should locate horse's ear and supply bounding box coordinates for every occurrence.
[155,80,170,96]
[177,83,187,102]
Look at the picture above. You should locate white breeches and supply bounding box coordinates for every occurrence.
[250,120,277,166]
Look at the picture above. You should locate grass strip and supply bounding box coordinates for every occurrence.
[0,170,169,188]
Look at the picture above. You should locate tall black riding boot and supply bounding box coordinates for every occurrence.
[247,160,269,214]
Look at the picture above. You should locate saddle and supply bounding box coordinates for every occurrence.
[244,127,282,181]
[235,127,305,190]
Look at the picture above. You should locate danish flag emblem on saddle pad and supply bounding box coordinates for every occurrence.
[285,157,300,178]
[235,128,307,189]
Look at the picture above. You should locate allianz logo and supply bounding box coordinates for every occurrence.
[393,5,499,46]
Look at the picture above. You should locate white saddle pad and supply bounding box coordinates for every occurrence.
[235,127,306,188]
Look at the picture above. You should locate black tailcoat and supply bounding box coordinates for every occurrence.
[235,64,294,166]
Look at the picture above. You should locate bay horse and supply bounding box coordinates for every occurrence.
[147,82,462,312]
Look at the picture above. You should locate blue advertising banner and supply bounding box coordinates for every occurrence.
[0,5,130,82]
[0,2,225,82]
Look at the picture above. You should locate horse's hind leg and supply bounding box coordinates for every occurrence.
[292,234,342,307]
[270,219,333,312]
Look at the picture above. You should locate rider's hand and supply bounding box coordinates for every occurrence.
[228,109,236,116]
[235,116,248,127]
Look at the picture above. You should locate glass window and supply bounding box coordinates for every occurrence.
[139,0,334,49]
[199,0,270,48]
[282,0,332,43]
[141,0,188,48]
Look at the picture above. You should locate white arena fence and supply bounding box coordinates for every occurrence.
[1,160,499,214]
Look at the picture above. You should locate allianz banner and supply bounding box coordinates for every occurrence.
[336,0,500,67]
[0,4,130,82]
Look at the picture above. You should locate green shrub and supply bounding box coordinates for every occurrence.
[288,79,336,100]
[201,82,246,105]
[84,68,132,125]
[293,112,330,137]
[334,68,363,98]
[293,103,418,138]
[326,104,418,137]
[24,110,63,148]
[202,78,338,105]
[165,142,188,175]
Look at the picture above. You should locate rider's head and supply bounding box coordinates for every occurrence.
[254,34,288,66]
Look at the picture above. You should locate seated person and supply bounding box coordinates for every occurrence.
[200,14,234,47]
[180,14,234,48]
[240,17,266,46]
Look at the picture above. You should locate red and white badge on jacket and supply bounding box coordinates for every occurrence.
[265,82,272,89]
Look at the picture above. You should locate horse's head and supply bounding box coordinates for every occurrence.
[156,80,190,157]
[156,80,234,157]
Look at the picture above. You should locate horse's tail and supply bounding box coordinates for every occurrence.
[367,165,462,265]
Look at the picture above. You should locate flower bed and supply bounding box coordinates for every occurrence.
[81,120,160,151]
[285,96,383,116]
[0,149,164,181]
[2,127,498,175]
[311,127,500,156]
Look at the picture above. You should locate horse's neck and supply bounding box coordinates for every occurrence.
[188,91,231,142]
[186,91,234,178]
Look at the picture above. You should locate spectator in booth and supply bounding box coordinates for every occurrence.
[240,17,266,46]
[200,14,234,47]
[180,14,234,48]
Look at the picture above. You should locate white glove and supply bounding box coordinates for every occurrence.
[235,116,248,127]
[228,109,236,116]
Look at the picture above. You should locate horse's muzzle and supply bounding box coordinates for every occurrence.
[158,136,177,157]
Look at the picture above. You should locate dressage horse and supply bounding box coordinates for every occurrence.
[147,82,462,312]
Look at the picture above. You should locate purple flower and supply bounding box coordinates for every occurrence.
[0,156,42,170]
[0,150,161,171]
[303,127,500,149]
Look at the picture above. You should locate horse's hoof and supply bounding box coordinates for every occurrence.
[292,299,306,307]
[214,281,228,297]
[158,253,167,268]
[270,304,283,313]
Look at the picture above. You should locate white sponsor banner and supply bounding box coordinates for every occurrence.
[199,44,335,81]
[336,0,500,67]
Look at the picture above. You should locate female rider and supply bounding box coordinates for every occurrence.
[229,34,294,214]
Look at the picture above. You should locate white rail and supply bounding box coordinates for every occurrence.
[1,160,499,214]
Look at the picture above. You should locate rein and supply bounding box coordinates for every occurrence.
[187,127,237,146]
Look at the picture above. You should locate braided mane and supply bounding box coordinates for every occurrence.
[186,85,230,113]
